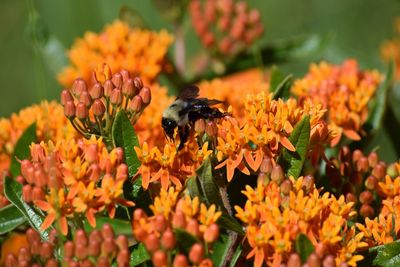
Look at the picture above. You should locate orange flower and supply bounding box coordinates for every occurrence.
[291,60,382,145]
[58,20,173,86]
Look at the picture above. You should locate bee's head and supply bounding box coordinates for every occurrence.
[162,118,177,140]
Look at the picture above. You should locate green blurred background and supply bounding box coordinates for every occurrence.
[1,0,399,159]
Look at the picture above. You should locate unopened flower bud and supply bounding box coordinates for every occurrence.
[173,254,189,267]
[116,235,129,251]
[102,224,115,239]
[133,209,146,221]
[186,219,200,237]
[72,78,88,96]
[189,243,204,264]
[104,80,114,97]
[116,164,128,181]
[117,249,130,267]
[22,184,33,203]
[92,99,106,117]
[18,247,31,262]
[345,193,356,203]
[110,89,123,105]
[322,255,335,267]
[79,90,92,107]
[387,163,399,178]
[129,95,143,113]
[139,87,151,105]
[287,253,301,267]
[61,90,73,106]
[365,175,377,190]
[195,119,206,135]
[206,121,218,137]
[40,242,54,259]
[44,259,57,267]
[144,234,159,252]
[26,228,40,244]
[271,165,284,184]
[120,70,130,82]
[133,77,143,90]
[352,149,363,163]
[260,157,272,173]
[64,241,75,258]
[103,237,116,255]
[122,79,136,98]
[161,229,176,250]
[87,239,100,257]
[64,101,76,118]
[315,243,326,258]
[360,204,374,218]
[112,73,123,89]
[204,223,219,243]
[152,250,168,267]
[280,179,292,195]
[89,230,103,244]
[32,186,45,201]
[5,254,17,267]
[75,243,87,260]
[357,157,369,173]
[75,230,88,247]
[34,168,47,187]
[76,102,88,120]
[307,253,321,267]
[89,83,104,99]
[368,152,379,168]
[359,190,373,204]
[172,210,186,228]
[372,163,386,179]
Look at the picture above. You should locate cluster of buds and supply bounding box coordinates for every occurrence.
[18,137,133,235]
[5,228,58,267]
[62,225,130,266]
[281,252,339,267]
[132,188,221,267]
[189,0,264,56]
[61,64,151,144]
[326,146,387,218]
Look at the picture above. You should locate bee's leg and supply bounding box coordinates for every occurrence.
[178,126,189,151]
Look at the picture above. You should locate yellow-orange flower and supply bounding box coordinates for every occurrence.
[291,60,382,146]
[235,177,365,267]
[58,20,173,87]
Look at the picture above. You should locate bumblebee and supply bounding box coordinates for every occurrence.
[162,85,227,150]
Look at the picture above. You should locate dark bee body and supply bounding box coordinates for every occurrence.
[162,85,227,150]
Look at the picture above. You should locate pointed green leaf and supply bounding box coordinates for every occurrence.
[10,122,37,177]
[217,213,245,235]
[295,234,314,263]
[84,217,132,236]
[210,233,242,267]
[175,228,199,254]
[365,61,394,134]
[4,177,50,240]
[371,240,400,267]
[0,205,26,234]
[270,66,293,100]
[130,243,150,266]
[281,115,310,178]
[112,110,140,176]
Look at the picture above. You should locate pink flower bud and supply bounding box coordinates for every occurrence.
[89,83,104,99]
[116,235,129,251]
[120,69,130,83]
[22,184,33,203]
[64,101,76,118]
[195,119,206,135]
[104,80,114,97]
[172,210,186,228]
[116,164,128,181]
[189,243,204,264]
[88,240,100,257]
[79,90,92,107]
[173,254,189,267]
[139,87,151,105]
[40,242,54,259]
[129,95,143,113]
[72,78,88,96]
[92,99,106,117]
[32,186,45,201]
[204,223,219,243]
[64,241,75,258]
[152,250,168,267]
[122,79,136,98]
[75,229,88,247]
[102,224,115,239]
[186,219,200,238]
[61,90,73,106]
[133,77,144,90]
[287,253,301,267]
[144,234,159,252]
[271,165,284,184]
[112,73,123,89]
[26,228,40,244]
[17,247,32,262]
[161,229,176,250]
[76,102,88,120]
[110,89,123,105]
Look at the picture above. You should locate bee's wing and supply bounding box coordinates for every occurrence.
[178,85,200,100]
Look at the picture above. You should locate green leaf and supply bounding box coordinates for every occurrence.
[371,240,400,267]
[112,110,141,176]
[295,234,314,263]
[174,228,199,254]
[130,243,150,266]
[269,66,293,100]
[83,217,132,236]
[210,234,242,267]
[217,213,245,235]
[196,159,225,208]
[10,122,37,177]
[365,61,394,134]
[0,205,26,234]
[281,115,310,178]
[4,177,50,240]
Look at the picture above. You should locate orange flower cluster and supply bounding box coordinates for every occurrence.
[132,188,221,267]
[189,0,264,56]
[216,91,330,181]
[134,138,212,190]
[381,17,400,79]
[19,136,133,235]
[291,60,382,146]
[61,64,151,143]
[235,177,366,267]
[58,20,173,87]
[0,101,76,175]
